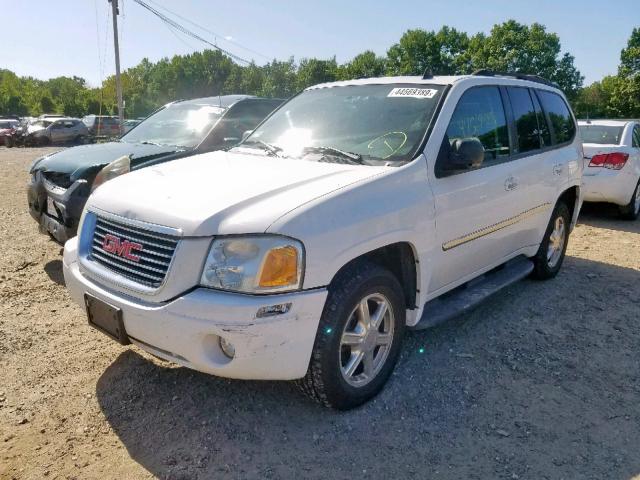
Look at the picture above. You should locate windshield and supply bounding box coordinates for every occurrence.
[580,124,624,145]
[121,102,226,148]
[32,120,51,128]
[240,84,444,165]
[0,121,16,129]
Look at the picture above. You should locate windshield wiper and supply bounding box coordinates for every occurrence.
[302,146,365,165]
[242,139,282,157]
[139,140,164,147]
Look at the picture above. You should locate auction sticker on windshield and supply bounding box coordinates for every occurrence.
[388,87,438,99]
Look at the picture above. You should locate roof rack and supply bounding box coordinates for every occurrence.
[471,69,559,88]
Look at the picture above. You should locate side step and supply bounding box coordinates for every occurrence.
[410,256,534,330]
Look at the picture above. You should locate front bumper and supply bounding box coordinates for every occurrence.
[582,168,639,206]
[27,171,89,243]
[62,238,328,380]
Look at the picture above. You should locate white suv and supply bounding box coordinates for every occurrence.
[579,119,640,219]
[63,73,583,409]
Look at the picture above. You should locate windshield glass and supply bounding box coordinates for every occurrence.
[241,84,444,164]
[32,120,51,128]
[121,102,226,148]
[0,121,16,129]
[580,124,624,145]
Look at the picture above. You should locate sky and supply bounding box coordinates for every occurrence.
[2,0,637,87]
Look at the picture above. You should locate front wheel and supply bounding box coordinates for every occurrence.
[297,261,405,410]
[530,202,570,280]
[619,180,640,221]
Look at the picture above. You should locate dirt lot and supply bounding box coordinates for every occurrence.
[0,147,639,480]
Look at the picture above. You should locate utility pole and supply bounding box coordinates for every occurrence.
[109,0,124,134]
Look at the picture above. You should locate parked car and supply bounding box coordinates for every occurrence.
[25,117,89,146]
[0,119,20,146]
[62,72,582,409]
[28,95,283,242]
[81,115,121,138]
[578,119,640,219]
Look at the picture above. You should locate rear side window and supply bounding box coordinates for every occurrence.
[537,90,575,144]
[530,91,552,148]
[507,87,540,153]
[445,86,510,162]
[633,125,640,148]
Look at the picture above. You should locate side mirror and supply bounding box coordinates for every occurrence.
[241,130,253,142]
[444,137,484,172]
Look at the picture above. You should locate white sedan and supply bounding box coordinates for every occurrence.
[579,119,640,219]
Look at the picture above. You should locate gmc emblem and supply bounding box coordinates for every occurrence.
[102,234,143,262]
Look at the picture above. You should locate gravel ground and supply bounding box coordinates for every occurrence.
[1,147,639,480]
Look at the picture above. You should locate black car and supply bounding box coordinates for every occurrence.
[28,95,283,243]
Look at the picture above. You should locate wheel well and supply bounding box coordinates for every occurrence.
[331,243,418,309]
[558,186,579,222]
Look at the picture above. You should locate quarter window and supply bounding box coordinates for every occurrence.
[445,86,510,163]
[537,90,575,144]
[507,87,540,153]
[530,90,552,148]
[633,126,640,148]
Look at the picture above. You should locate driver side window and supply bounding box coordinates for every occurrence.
[445,86,510,164]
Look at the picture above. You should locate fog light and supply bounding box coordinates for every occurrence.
[219,337,235,359]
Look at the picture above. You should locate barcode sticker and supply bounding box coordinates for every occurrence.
[388,87,438,99]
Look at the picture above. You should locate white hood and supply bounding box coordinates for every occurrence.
[88,150,390,236]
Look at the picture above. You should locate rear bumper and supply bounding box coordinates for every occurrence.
[582,168,639,206]
[27,171,89,243]
[62,238,328,380]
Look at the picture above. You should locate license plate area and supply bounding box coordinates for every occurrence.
[46,196,58,218]
[84,293,131,345]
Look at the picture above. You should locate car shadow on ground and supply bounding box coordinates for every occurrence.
[44,259,65,286]
[95,255,640,479]
[578,202,640,234]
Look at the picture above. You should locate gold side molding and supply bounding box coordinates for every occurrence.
[442,203,552,251]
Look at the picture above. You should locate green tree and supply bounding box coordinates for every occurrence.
[338,51,386,80]
[469,21,583,98]
[296,58,338,90]
[386,27,470,76]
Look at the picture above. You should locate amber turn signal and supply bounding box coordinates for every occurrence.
[258,246,299,287]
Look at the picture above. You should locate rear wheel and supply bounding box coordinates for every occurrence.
[75,135,88,145]
[38,136,50,146]
[531,202,570,280]
[297,261,405,410]
[619,180,640,220]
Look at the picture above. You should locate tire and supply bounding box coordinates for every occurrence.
[75,135,87,145]
[297,260,405,410]
[619,180,640,221]
[530,202,570,280]
[38,136,50,147]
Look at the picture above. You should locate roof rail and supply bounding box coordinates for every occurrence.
[471,69,559,89]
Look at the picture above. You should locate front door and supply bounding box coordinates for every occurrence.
[428,85,531,292]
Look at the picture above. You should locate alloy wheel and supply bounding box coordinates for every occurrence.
[547,216,566,268]
[339,293,394,388]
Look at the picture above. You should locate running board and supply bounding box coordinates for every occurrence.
[411,256,534,330]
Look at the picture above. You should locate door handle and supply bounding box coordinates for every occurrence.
[504,176,518,191]
[553,163,564,175]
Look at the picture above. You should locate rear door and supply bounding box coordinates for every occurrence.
[500,87,560,244]
[429,85,532,292]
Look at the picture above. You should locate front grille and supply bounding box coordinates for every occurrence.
[90,216,179,288]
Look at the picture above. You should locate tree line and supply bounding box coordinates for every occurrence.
[0,21,638,119]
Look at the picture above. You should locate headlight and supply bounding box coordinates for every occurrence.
[92,155,130,192]
[200,235,304,293]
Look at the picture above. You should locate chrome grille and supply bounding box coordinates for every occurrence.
[90,216,179,288]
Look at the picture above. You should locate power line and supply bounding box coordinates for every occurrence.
[131,0,252,65]
[145,0,271,61]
